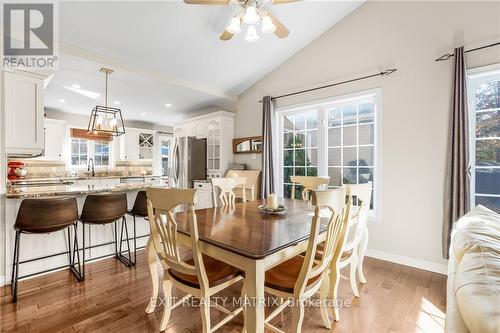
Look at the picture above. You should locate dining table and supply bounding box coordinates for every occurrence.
[144,198,340,333]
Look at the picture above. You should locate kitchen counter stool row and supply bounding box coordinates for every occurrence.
[10,191,148,302]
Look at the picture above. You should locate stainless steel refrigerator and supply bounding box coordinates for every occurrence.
[169,137,207,188]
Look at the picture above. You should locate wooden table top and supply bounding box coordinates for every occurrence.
[174,199,329,260]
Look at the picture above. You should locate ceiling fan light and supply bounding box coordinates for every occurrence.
[226,16,241,34]
[243,6,259,25]
[245,25,260,43]
[261,15,276,34]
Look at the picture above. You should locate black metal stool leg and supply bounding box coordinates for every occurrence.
[116,216,133,267]
[69,223,84,281]
[133,214,137,265]
[11,231,21,302]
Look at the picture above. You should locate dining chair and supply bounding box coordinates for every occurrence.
[258,188,351,333]
[338,182,373,297]
[211,177,241,207]
[290,176,330,201]
[145,187,244,332]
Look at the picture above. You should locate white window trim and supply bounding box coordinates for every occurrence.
[467,63,500,208]
[275,88,382,222]
[67,125,114,169]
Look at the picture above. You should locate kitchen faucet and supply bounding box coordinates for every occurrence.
[88,158,95,177]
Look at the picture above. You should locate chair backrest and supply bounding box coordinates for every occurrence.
[80,192,128,224]
[130,190,148,217]
[146,187,210,290]
[293,187,350,296]
[211,177,240,207]
[345,182,373,239]
[290,176,330,201]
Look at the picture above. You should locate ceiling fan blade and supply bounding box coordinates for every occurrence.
[183,0,229,5]
[268,12,289,39]
[272,0,301,3]
[220,30,234,41]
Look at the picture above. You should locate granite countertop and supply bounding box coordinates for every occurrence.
[6,182,156,199]
[7,175,167,184]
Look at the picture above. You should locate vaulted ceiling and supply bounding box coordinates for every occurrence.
[45,0,364,125]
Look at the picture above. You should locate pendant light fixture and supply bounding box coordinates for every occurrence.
[87,68,125,137]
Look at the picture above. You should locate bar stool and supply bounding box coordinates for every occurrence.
[78,192,134,278]
[11,196,83,302]
[127,190,149,264]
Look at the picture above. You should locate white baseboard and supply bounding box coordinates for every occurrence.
[365,249,448,275]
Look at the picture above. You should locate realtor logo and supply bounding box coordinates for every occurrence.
[2,2,58,69]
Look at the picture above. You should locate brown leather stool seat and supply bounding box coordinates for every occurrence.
[11,197,83,302]
[78,193,134,276]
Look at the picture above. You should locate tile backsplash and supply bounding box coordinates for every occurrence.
[7,158,153,179]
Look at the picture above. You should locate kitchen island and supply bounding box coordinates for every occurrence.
[1,178,161,287]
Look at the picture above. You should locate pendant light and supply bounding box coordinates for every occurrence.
[245,25,259,43]
[87,68,125,137]
[226,16,241,35]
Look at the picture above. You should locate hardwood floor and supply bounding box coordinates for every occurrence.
[0,250,447,333]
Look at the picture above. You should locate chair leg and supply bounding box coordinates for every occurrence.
[145,237,159,314]
[320,274,332,329]
[291,301,305,333]
[241,281,247,333]
[358,227,369,284]
[329,261,341,322]
[82,222,86,279]
[159,279,173,331]
[200,296,211,333]
[11,231,21,303]
[117,217,133,267]
[350,253,360,298]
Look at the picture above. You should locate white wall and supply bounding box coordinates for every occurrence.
[234,1,500,271]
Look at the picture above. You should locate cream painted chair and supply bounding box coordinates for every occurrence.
[211,177,243,207]
[258,188,351,333]
[145,187,244,332]
[290,176,330,201]
[339,182,373,297]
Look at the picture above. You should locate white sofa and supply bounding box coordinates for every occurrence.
[445,205,500,333]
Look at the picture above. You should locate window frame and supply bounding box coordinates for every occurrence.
[467,63,500,210]
[70,138,112,169]
[275,88,382,221]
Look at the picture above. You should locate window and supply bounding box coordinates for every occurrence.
[468,66,500,212]
[71,138,88,166]
[71,138,110,167]
[278,90,379,211]
[283,111,319,198]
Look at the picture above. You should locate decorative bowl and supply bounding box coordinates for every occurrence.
[258,204,287,215]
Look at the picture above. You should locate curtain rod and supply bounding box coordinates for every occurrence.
[258,68,397,103]
[435,41,500,61]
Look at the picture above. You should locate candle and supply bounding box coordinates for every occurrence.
[267,193,278,210]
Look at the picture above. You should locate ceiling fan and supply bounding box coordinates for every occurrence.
[183,0,299,43]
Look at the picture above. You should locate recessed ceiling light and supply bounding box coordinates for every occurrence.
[165,103,172,108]
[114,101,120,105]
[71,84,81,89]
[141,112,147,116]
[59,99,66,103]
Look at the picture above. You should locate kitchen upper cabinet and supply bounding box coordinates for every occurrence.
[174,111,234,177]
[119,128,155,161]
[43,119,66,160]
[4,71,46,156]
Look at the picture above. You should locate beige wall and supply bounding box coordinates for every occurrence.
[234,1,500,269]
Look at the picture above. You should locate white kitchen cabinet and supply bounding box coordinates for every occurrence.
[119,128,156,161]
[4,70,46,156]
[173,111,234,178]
[194,181,213,209]
[43,118,66,160]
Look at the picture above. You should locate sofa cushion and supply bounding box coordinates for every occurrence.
[452,205,500,263]
[454,242,500,333]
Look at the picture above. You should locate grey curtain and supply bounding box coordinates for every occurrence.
[442,47,470,259]
[261,96,276,198]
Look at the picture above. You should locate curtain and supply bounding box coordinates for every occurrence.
[442,47,470,259]
[261,96,276,198]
